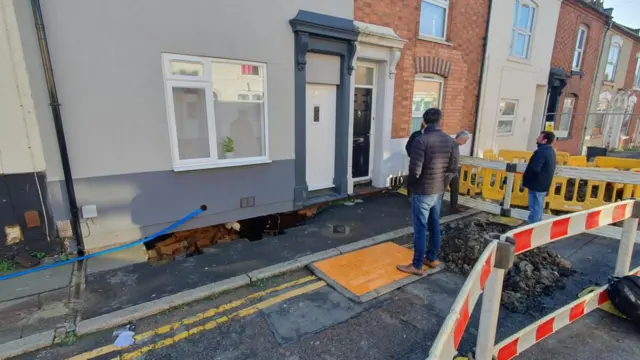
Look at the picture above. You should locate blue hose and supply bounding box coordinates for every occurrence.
[0,205,208,281]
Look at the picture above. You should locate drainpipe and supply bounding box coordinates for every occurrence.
[470,0,493,156]
[579,14,613,154]
[30,0,84,255]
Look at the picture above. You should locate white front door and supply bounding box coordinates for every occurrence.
[306,84,336,191]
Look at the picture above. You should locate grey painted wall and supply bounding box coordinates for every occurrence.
[306,53,341,85]
[14,0,354,249]
[48,160,295,249]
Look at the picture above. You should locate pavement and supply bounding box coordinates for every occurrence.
[17,227,640,360]
[0,264,75,345]
[0,193,453,357]
[4,191,640,359]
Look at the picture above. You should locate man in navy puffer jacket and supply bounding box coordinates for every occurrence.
[523,131,556,223]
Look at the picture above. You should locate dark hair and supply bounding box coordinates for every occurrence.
[423,108,442,125]
[540,131,556,144]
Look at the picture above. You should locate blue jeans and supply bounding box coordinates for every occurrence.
[411,194,442,269]
[528,191,546,223]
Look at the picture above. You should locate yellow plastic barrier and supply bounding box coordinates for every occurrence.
[567,156,587,167]
[459,165,482,196]
[593,156,640,170]
[470,149,639,213]
[495,150,531,207]
[589,157,640,208]
[479,150,511,201]
[556,151,570,165]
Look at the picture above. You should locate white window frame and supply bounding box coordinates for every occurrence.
[510,0,537,59]
[419,0,449,41]
[556,95,575,138]
[497,99,518,136]
[634,53,640,89]
[572,25,588,71]
[411,76,444,132]
[605,42,622,82]
[162,53,270,171]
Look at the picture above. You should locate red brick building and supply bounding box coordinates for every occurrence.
[355,0,489,152]
[550,0,610,154]
[622,28,640,148]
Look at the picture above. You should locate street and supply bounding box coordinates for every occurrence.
[19,230,640,360]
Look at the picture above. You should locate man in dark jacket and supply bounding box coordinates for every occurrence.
[523,131,556,224]
[398,108,459,275]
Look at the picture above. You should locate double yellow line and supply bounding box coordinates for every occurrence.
[69,276,325,360]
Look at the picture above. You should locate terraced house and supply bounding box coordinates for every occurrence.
[584,21,640,151]
[0,0,412,258]
[548,0,611,155]
[475,0,562,154]
[355,0,489,179]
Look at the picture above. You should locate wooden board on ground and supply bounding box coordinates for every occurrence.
[309,242,444,303]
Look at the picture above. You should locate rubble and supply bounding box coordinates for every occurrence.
[440,216,575,313]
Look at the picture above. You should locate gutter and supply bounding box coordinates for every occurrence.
[579,15,613,154]
[470,0,493,156]
[30,0,84,254]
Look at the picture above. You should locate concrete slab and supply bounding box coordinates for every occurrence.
[86,244,148,274]
[262,285,382,344]
[261,301,426,360]
[0,264,72,302]
[0,296,39,333]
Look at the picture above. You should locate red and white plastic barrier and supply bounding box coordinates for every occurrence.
[493,265,640,360]
[427,241,497,360]
[428,199,639,360]
[504,200,635,255]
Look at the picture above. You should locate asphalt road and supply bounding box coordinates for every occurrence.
[19,232,640,360]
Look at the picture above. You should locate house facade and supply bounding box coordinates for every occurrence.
[0,0,53,254]
[584,22,640,151]
[548,0,610,155]
[622,28,640,149]
[475,0,561,154]
[2,0,411,254]
[355,0,489,180]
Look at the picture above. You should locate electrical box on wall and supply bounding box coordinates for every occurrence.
[81,205,98,219]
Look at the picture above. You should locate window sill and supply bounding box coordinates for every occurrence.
[603,80,615,86]
[173,157,272,172]
[496,132,514,137]
[633,87,640,92]
[417,35,453,47]
[555,130,569,138]
[507,56,532,66]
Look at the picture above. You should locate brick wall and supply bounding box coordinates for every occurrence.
[550,0,608,154]
[623,38,640,147]
[355,0,488,138]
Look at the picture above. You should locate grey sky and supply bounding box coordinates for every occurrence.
[603,0,640,29]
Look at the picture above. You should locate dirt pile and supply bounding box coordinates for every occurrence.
[440,216,574,313]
